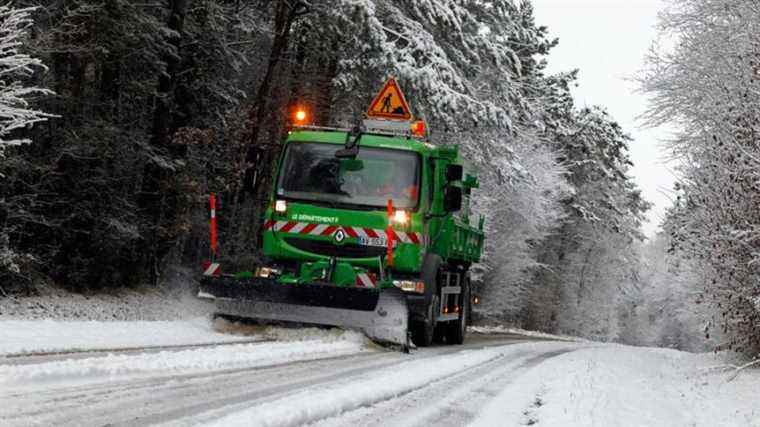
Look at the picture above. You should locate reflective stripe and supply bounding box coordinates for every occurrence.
[310,223,329,235]
[267,221,422,246]
[289,222,307,234]
[280,222,298,233]
[407,232,421,245]
[400,232,422,244]
[356,273,376,288]
[396,231,411,244]
[203,263,220,276]
[300,223,318,235]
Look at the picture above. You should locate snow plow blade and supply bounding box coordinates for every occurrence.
[199,277,409,347]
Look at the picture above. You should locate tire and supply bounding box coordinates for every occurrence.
[411,294,439,347]
[419,254,442,307]
[446,274,470,345]
[410,254,441,347]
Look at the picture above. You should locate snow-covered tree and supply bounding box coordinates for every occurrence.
[0,5,51,156]
[0,5,52,288]
[641,0,760,356]
[520,100,650,337]
[622,231,720,352]
[302,0,554,131]
[468,129,570,321]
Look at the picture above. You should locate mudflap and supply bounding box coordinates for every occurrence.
[199,277,410,348]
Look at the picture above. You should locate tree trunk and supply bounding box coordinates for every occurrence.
[140,0,188,285]
[150,0,187,154]
[244,0,306,157]
[232,0,308,254]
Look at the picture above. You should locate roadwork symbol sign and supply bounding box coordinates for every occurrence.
[367,77,412,121]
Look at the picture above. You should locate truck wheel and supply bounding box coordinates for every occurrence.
[411,294,439,347]
[446,275,470,345]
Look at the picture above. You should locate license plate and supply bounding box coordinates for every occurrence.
[359,237,396,247]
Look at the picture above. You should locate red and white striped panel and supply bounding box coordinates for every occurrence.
[264,220,422,246]
[202,262,220,277]
[355,272,377,288]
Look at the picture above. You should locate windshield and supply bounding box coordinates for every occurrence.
[276,142,420,209]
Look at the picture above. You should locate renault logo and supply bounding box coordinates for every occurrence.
[333,229,346,244]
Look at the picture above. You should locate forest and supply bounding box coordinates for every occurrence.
[0,0,757,358]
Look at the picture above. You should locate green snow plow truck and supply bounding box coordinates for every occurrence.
[199,79,485,349]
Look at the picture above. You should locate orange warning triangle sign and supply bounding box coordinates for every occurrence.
[367,78,413,121]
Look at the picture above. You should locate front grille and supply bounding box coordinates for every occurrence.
[284,237,386,259]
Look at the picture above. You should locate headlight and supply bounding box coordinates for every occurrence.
[274,199,287,213]
[393,280,425,293]
[391,210,409,225]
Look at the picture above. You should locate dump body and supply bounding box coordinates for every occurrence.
[200,127,484,347]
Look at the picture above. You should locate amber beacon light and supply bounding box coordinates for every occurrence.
[293,107,308,125]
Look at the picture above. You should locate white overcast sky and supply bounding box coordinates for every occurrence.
[531,0,674,237]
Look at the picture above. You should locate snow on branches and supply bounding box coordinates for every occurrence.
[0,5,53,155]
[641,0,760,356]
[320,0,551,131]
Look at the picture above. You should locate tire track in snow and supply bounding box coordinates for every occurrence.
[310,348,576,427]
[194,342,578,427]
[3,341,489,426]
[409,349,574,426]
[0,350,393,427]
[148,340,545,427]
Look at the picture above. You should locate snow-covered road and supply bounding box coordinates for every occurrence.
[1,321,758,427]
[0,330,559,427]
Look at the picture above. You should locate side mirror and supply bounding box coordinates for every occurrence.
[446,164,463,182]
[444,186,463,212]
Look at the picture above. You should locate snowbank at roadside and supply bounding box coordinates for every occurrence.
[0,317,256,356]
[0,316,370,357]
[472,344,760,427]
[0,327,369,388]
